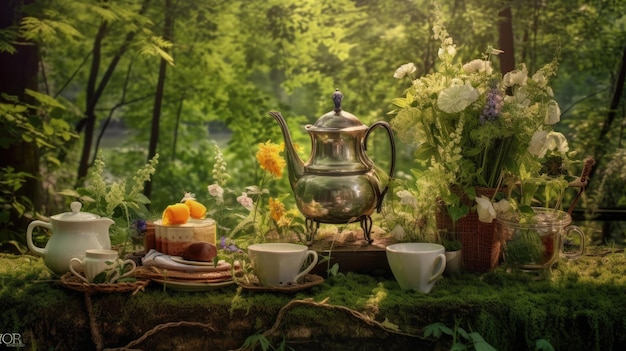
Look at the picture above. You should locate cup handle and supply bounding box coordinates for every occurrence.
[427,253,447,284]
[69,258,89,283]
[293,250,319,283]
[561,225,585,259]
[109,259,137,283]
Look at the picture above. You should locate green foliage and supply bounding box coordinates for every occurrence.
[585,148,626,244]
[20,10,82,44]
[0,89,77,243]
[242,332,295,351]
[0,168,35,243]
[0,27,18,54]
[424,320,497,351]
[3,0,626,248]
[58,153,158,245]
[0,91,76,165]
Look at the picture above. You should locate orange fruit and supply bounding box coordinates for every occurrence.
[185,199,207,219]
[162,203,190,225]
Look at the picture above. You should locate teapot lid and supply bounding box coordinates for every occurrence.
[52,202,102,221]
[307,90,367,131]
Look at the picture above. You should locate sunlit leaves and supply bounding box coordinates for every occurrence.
[136,34,174,66]
[24,89,65,110]
[20,10,82,43]
[0,28,18,54]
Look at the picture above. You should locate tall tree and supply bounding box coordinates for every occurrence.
[498,6,515,74]
[75,0,153,184]
[0,0,41,230]
[144,0,174,199]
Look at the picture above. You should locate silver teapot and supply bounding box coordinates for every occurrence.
[269,90,396,243]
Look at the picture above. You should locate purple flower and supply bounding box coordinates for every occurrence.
[480,86,503,124]
[220,236,240,253]
[132,219,147,233]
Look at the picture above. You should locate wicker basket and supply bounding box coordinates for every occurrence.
[436,187,502,272]
[60,272,150,294]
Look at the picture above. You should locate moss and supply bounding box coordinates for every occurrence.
[2,252,626,350]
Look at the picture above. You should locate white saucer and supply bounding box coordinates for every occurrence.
[152,279,236,292]
[170,256,219,266]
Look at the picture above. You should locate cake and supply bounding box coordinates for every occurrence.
[154,218,216,256]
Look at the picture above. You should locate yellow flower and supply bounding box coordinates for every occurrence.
[269,197,285,222]
[256,141,286,178]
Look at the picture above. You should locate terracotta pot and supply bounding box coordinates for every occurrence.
[436,187,503,272]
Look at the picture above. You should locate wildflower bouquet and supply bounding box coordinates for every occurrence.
[389,17,574,231]
[207,141,305,248]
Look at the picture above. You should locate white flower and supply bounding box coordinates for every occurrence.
[207,183,223,197]
[207,183,224,202]
[493,199,512,215]
[393,62,417,79]
[390,224,406,241]
[545,131,569,155]
[544,100,561,125]
[396,190,418,208]
[462,59,493,75]
[476,195,496,223]
[437,84,479,113]
[532,70,547,86]
[505,86,530,107]
[236,192,254,210]
[503,65,528,87]
[528,130,549,157]
[528,130,569,158]
[437,45,456,59]
[180,192,196,202]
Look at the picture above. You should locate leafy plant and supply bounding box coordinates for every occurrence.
[241,332,295,351]
[442,237,462,251]
[58,153,159,247]
[424,321,497,351]
[424,320,555,351]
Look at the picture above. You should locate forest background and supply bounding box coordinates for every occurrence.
[1,0,625,250]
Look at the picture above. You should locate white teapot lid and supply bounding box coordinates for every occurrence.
[52,202,101,221]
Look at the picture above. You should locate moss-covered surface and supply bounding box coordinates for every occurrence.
[1,249,626,350]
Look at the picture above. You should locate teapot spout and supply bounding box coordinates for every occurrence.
[95,218,114,249]
[269,111,304,191]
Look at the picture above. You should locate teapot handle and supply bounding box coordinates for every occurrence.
[364,121,396,212]
[26,220,50,257]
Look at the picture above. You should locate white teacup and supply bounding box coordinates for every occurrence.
[247,243,318,286]
[69,249,136,284]
[386,243,446,293]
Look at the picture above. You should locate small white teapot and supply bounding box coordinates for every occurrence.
[26,202,114,275]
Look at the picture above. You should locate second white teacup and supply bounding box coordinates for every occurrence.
[247,243,318,287]
[69,249,136,284]
[386,243,446,293]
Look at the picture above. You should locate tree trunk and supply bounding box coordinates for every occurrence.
[0,0,41,231]
[75,0,152,185]
[144,0,174,200]
[589,45,626,183]
[498,6,515,75]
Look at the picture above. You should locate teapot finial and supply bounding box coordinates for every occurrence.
[332,89,343,113]
[70,201,82,213]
